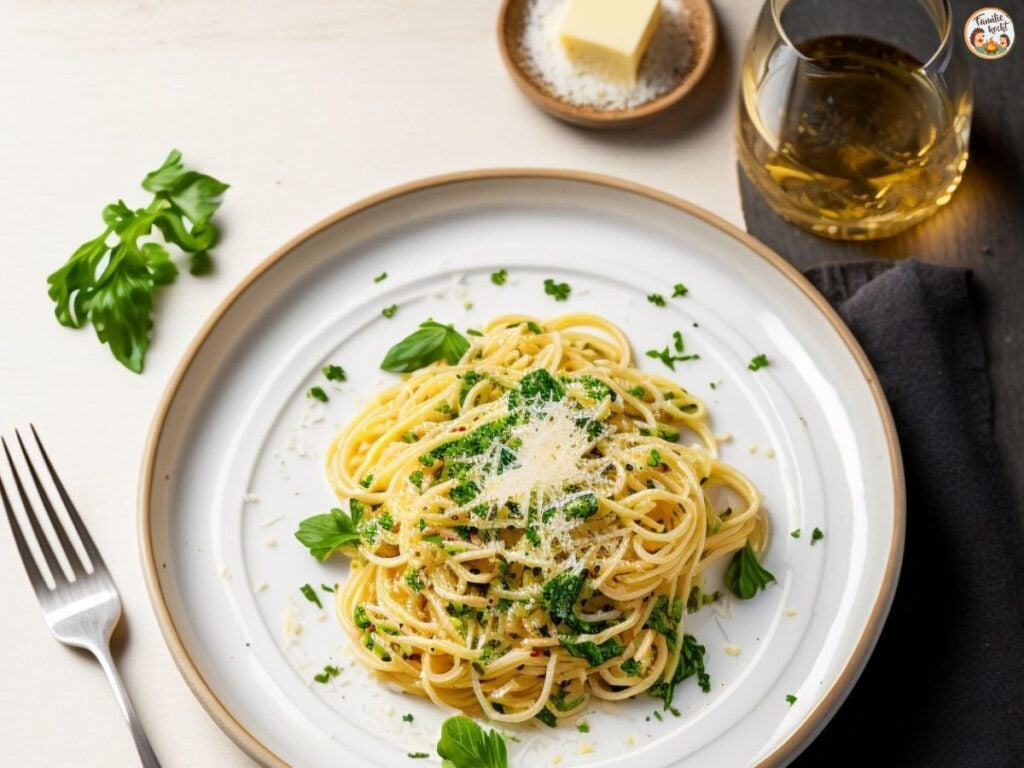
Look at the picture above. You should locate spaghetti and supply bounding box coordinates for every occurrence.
[325,313,766,723]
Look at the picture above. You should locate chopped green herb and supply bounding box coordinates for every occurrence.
[307,386,328,402]
[299,583,323,609]
[435,401,452,414]
[646,331,699,371]
[409,470,424,489]
[353,604,371,628]
[559,638,625,667]
[724,543,776,599]
[576,721,590,733]
[644,594,683,649]
[686,585,718,614]
[405,569,425,593]
[382,304,398,319]
[459,370,485,405]
[709,381,719,390]
[527,321,543,334]
[629,386,646,397]
[786,694,798,705]
[466,328,484,337]
[407,753,429,759]
[564,493,598,520]
[811,527,824,544]
[653,710,663,721]
[790,529,801,538]
[535,708,557,727]
[549,687,584,712]
[423,534,443,546]
[748,353,770,371]
[436,715,508,768]
[542,570,589,633]
[313,664,340,684]
[649,634,710,709]
[381,320,470,373]
[295,503,364,561]
[46,149,229,373]
[647,449,662,468]
[621,658,642,676]
[322,364,346,382]
[402,431,418,443]
[402,713,415,723]
[321,583,336,593]
[647,293,666,307]
[359,474,374,488]
[491,269,508,285]
[672,283,688,297]
[373,271,387,283]
[543,278,571,301]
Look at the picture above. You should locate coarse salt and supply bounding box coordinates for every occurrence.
[520,0,693,110]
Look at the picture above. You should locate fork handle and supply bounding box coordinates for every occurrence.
[91,644,163,768]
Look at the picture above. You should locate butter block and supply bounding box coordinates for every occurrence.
[558,0,662,86]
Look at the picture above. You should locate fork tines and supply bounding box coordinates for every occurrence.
[0,426,101,589]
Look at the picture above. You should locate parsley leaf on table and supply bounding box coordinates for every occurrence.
[46,150,228,372]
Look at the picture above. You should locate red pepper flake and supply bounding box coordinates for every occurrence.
[530,649,541,657]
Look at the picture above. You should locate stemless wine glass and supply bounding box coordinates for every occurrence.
[737,0,973,240]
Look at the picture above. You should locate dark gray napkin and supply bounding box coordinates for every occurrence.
[791,261,1024,767]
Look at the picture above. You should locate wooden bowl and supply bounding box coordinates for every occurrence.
[497,0,717,129]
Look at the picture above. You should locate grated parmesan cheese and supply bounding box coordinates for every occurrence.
[476,400,596,503]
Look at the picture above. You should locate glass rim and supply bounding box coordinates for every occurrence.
[768,0,953,70]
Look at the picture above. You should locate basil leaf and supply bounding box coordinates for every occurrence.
[724,542,776,599]
[436,716,507,768]
[381,321,470,373]
[294,505,362,561]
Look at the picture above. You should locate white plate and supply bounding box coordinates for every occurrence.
[141,171,903,768]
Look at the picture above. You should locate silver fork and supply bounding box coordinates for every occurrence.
[0,427,161,767]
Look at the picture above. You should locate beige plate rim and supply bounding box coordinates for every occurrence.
[138,168,905,768]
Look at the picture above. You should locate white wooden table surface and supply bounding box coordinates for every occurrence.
[0,1,759,765]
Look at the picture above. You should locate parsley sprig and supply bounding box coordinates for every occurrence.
[46,149,228,372]
[543,278,571,301]
[646,331,699,371]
